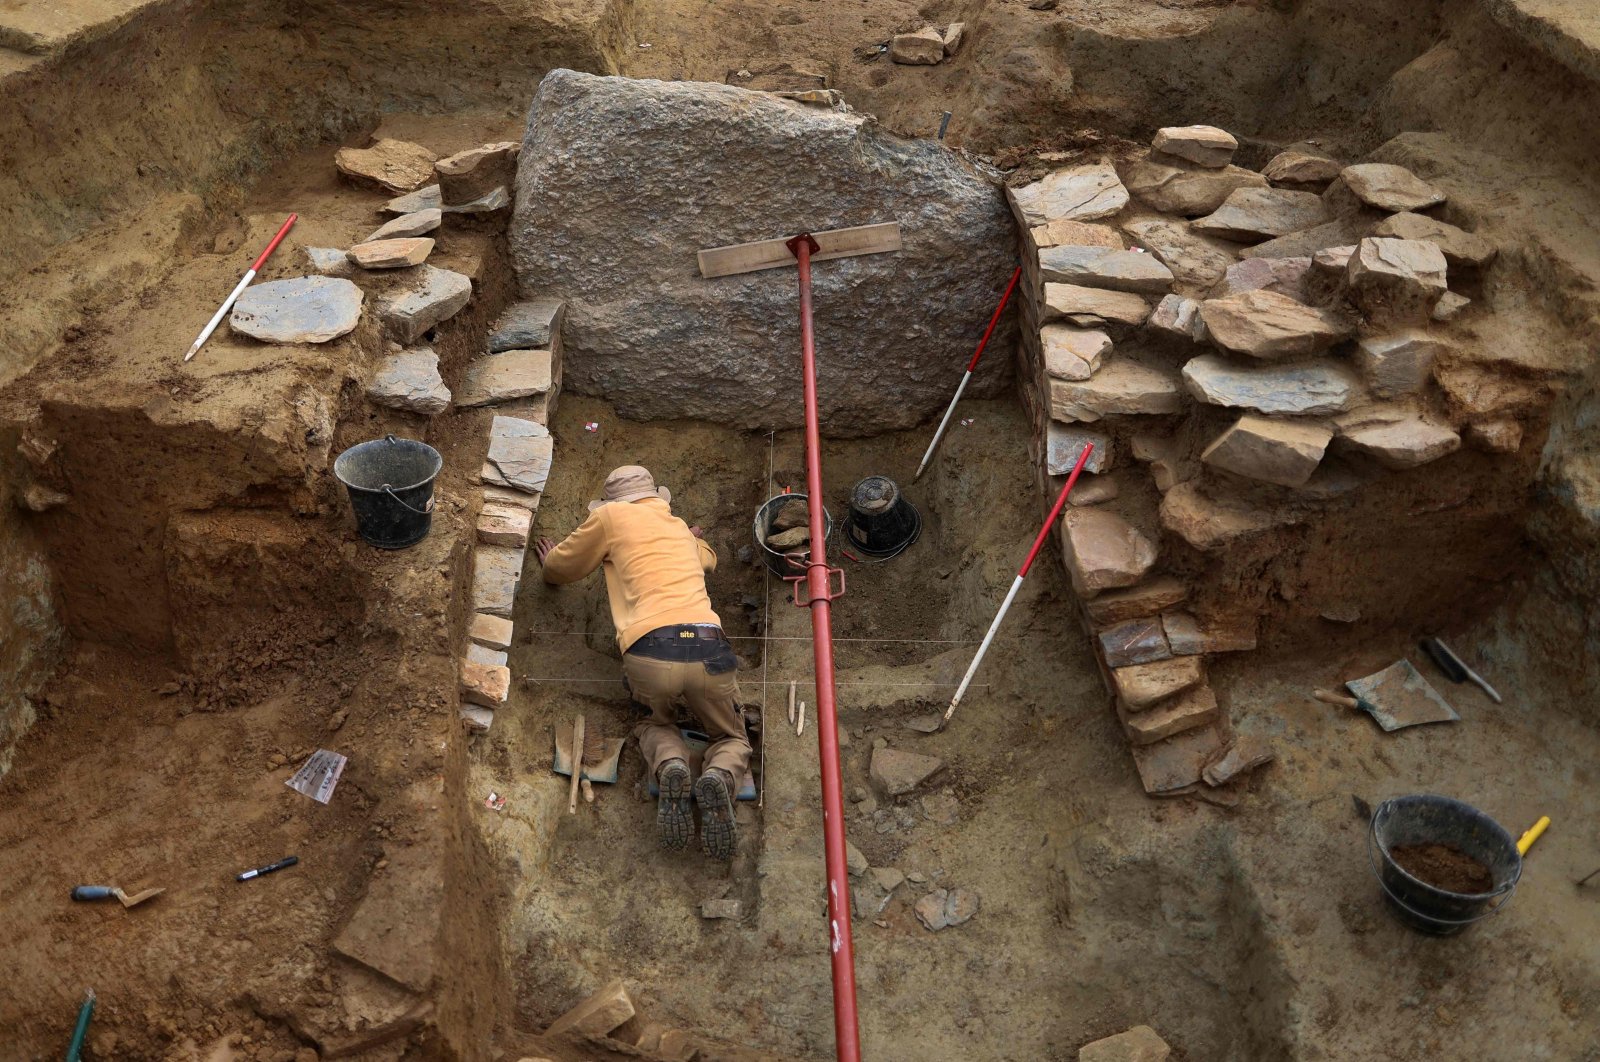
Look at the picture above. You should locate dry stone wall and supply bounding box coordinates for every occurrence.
[1009,128,1544,796]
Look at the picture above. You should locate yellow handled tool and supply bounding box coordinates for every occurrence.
[1517,815,1550,856]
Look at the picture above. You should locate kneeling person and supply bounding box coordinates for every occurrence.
[535,465,749,860]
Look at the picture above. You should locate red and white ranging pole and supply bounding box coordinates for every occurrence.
[940,441,1094,729]
[184,213,298,362]
[912,265,1022,482]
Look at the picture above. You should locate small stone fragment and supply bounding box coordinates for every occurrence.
[1354,332,1445,398]
[1182,354,1356,415]
[1193,187,1328,242]
[941,22,966,55]
[1039,246,1174,294]
[469,612,514,651]
[304,246,353,277]
[700,898,743,920]
[1112,656,1204,710]
[1147,294,1203,342]
[1042,325,1112,381]
[379,265,473,344]
[889,28,946,65]
[1433,291,1470,321]
[230,276,363,344]
[460,659,510,707]
[871,867,905,892]
[1060,507,1158,597]
[1048,358,1182,422]
[1079,1024,1172,1062]
[1333,163,1446,213]
[367,345,451,414]
[1262,150,1343,189]
[1009,162,1130,227]
[336,138,439,194]
[1152,125,1237,168]
[914,887,979,931]
[1202,738,1275,787]
[921,790,960,826]
[479,502,533,548]
[1467,418,1522,453]
[1199,289,1351,359]
[20,484,69,511]
[845,839,869,876]
[870,747,945,796]
[457,350,554,408]
[1200,414,1332,488]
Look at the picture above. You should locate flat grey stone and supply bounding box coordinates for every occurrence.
[1046,422,1113,475]
[456,350,554,408]
[1123,218,1236,291]
[366,208,442,242]
[379,265,472,344]
[385,185,442,214]
[1038,246,1173,294]
[491,414,551,440]
[366,345,451,415]
[1007,162,1129,226]
[467,643,508,667]
[488,299,566,353]
[1041,284,1150,328]
[483,432,554,493]
[1182,353,1356,415]
[472,546,525,618]
[1048,358,1182,422]
[229,276,363,344]
[1199,289,1351,359]
[1193,187,1328,242]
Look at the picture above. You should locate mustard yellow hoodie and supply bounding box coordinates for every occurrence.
[541,497,721,652]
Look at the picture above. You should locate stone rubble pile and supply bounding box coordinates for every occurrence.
[1007,124,1520,796]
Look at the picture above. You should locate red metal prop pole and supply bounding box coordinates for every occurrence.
[784,232,863,1062]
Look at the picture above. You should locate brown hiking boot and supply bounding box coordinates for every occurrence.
[657,759,692,851]
[694,767,738,861]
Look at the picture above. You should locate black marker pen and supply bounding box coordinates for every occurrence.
[237,855,299,882]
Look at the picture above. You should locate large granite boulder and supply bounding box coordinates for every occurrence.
[510,71,1016,433]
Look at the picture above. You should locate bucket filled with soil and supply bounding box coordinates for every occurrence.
[753,493,834,577]
[1367,795,1522,935]
[334,434,443,549]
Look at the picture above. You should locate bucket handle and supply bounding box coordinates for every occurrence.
[381,485,436,515]
[1366,819,1517,927]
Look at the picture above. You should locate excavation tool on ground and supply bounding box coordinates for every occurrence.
[184,212,298,361]
[1419,637,1503,703]
[70,884,164,908]
[913,265,1022,482]
[941,441,1094,730]
[553,716,623,795]
[1320,660,1460,731]
[65,989,94,1062]
[697,220,904,1062]
[1518,815,1550,855]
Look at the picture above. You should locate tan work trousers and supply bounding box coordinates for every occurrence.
[623,653,751,782]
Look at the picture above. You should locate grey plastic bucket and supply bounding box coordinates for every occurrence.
[753,493,834,577]
[333,434,442,549]
[1367,794,1522,936]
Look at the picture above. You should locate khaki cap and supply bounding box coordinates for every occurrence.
[588,465,672,511]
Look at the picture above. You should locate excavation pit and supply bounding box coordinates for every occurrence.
[2,0,1600,1057]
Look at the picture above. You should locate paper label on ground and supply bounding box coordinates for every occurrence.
[286,749,348,804]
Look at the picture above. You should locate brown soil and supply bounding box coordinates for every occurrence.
[1390,843,1496,895]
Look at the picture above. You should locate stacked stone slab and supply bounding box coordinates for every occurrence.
[460,301,565,732]
[1003,125,1523,796]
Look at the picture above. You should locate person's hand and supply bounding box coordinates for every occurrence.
[689,525,705,539]
[534,537,559,565]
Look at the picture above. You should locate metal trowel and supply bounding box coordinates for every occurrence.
[1343,659,1460,731]
[71,885,164,908]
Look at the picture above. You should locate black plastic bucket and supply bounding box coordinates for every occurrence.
[753,493,834,577]
[333,434,443,549]
[843,475,922,560]
[1367,794,1522,936]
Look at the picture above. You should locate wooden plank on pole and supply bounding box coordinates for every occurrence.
[697,222,902,279]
